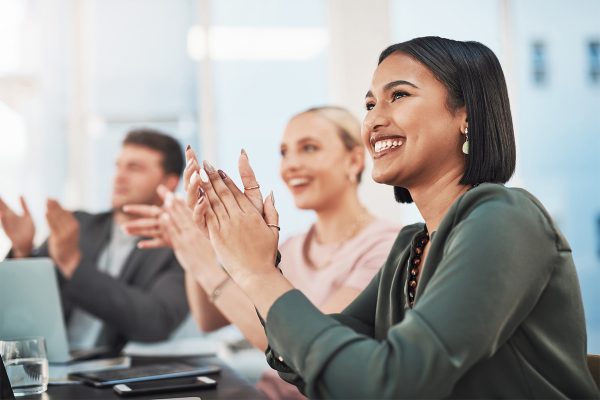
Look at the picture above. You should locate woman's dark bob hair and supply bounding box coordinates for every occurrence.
[377,36,516,203]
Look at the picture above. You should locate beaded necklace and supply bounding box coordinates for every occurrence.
[406,184,479,307]
[407,227,430,308]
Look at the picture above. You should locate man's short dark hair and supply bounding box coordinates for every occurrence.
[379,36,516,203]
[123,128,185,176]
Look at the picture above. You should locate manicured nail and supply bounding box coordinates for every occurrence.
[186,144,191,151]
[218,170,227,180]
[270,191,275,206]
[199,168,210,183]
[165,192,174,207]
[203,160,216,173]
[186,158,193,167]
[190,171,199,184]
[197,187,205,200]
[241,148,247,157]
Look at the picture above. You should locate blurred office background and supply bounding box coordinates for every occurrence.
[1,0,599,353]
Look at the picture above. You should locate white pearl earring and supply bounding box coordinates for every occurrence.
[462,127,470,155]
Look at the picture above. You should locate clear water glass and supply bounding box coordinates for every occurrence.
[0,337,49,397]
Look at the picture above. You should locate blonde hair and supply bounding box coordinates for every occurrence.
[296,106,364,182]
[303,106,362,148]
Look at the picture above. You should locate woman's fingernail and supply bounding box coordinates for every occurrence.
[241,148,247,157]
[197,196,205,205]
[165,192,174,207]
[186,158,193,167]
[203,161,216,173]
[186,144,191,151]
[270,191,275,206]
[190,171,199,183]
[218,170,227,180]
[199,168,210,183]
[198,187,205,200]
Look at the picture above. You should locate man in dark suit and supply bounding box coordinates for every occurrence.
[0,129,189,352]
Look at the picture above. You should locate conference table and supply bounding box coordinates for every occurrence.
[28,355,266,400]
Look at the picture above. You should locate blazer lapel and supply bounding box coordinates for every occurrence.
[95,244,169,350]
[63,212,112,320]
[118,246,171,283]
[80,213,113,264]
[118,246,144,283]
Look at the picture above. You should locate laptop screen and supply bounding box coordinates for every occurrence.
[0,258,71,363]
[0,354,16,399]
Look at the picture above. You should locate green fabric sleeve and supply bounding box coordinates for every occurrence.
[332,267,382,337]
[265,190,563,398]
[263,264,383,391]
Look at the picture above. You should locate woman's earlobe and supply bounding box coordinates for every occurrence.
[349,150,364,184]
[348,172,357,184]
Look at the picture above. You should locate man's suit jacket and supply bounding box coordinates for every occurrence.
[30,211,189,352]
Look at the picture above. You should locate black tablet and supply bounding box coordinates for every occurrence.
[68,361,220,388]
[113,375,217,397]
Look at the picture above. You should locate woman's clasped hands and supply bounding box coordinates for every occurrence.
[122,147,286,301]
[194,160,280,286]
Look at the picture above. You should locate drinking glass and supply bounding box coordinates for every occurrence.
[0,337,49,397]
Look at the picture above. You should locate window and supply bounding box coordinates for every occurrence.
[532,41,547,86]
[597,214,600,261]
[588,40,600,84]
[0,0,24,74]
[0,0,28,254]
[200,0,329,238]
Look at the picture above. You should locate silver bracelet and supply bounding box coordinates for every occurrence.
[209,274,231,303]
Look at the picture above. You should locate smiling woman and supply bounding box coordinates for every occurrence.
[366,39,515,204]
[188,36,599,398]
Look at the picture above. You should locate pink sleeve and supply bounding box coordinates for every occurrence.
[342,234,397,290]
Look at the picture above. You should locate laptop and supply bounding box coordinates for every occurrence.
[0,258,133,384]
[0,354,15,399]
[0,258,73,363]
